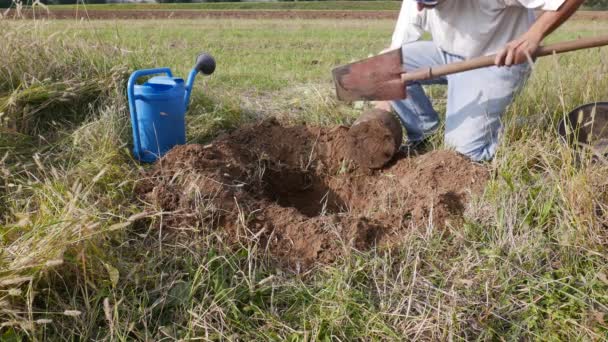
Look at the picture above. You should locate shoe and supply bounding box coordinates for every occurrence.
[399,139,432,156]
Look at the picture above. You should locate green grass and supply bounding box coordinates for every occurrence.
[2,17,608,340]
[50,1,401,11]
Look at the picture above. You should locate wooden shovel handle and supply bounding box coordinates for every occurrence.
[401,34,608,83]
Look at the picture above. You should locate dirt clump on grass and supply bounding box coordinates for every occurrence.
[136,118,488,271]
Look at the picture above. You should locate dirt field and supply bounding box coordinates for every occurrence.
[136,119,488,272]
[7,8,608,21]
[8,8,397,20]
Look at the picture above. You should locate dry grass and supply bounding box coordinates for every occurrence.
[1,18,608,340]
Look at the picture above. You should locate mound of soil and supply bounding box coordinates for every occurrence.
[136,118,488,271]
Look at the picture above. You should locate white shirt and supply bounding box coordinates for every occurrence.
[391,0,566,58]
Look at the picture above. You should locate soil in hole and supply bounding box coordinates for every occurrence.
[136,118,489,271]
[263,167,346,217]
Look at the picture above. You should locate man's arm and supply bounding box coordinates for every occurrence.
[494,0,585,66]
[389,0,427,50]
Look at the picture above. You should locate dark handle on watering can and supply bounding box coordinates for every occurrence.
[184,53,216,110]
[195,53,216,75]
[127,68,174,161]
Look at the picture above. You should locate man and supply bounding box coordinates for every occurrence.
[375,0,584,161]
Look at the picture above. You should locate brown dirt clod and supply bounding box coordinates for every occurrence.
[347,108,403,169]
[136,118,489,271]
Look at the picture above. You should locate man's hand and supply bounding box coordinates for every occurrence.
[494,30,542,66]
[494,0,584,67]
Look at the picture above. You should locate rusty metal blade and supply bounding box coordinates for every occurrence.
[332,48,406,101]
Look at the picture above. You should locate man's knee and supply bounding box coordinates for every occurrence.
[444,112,503,162]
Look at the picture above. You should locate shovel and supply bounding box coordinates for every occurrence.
[333,34,608,101]
[558,102,608,163]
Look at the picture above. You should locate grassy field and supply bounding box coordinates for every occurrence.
[2,17,608,340]
[34,2,608,12]
[48,1,401,11]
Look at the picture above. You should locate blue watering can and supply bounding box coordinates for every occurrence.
[127,53,216,163]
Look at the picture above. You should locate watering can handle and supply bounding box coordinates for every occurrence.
[127,68,174,161]
[195,53,216,75]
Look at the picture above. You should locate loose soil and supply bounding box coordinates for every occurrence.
[136,119,489,271]
[7,9,608,21]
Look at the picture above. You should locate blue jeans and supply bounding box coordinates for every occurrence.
[391,41,530,161]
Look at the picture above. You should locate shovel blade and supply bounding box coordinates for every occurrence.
[332,48,406,101]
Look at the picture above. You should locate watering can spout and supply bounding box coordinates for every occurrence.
[184,53,216,109]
